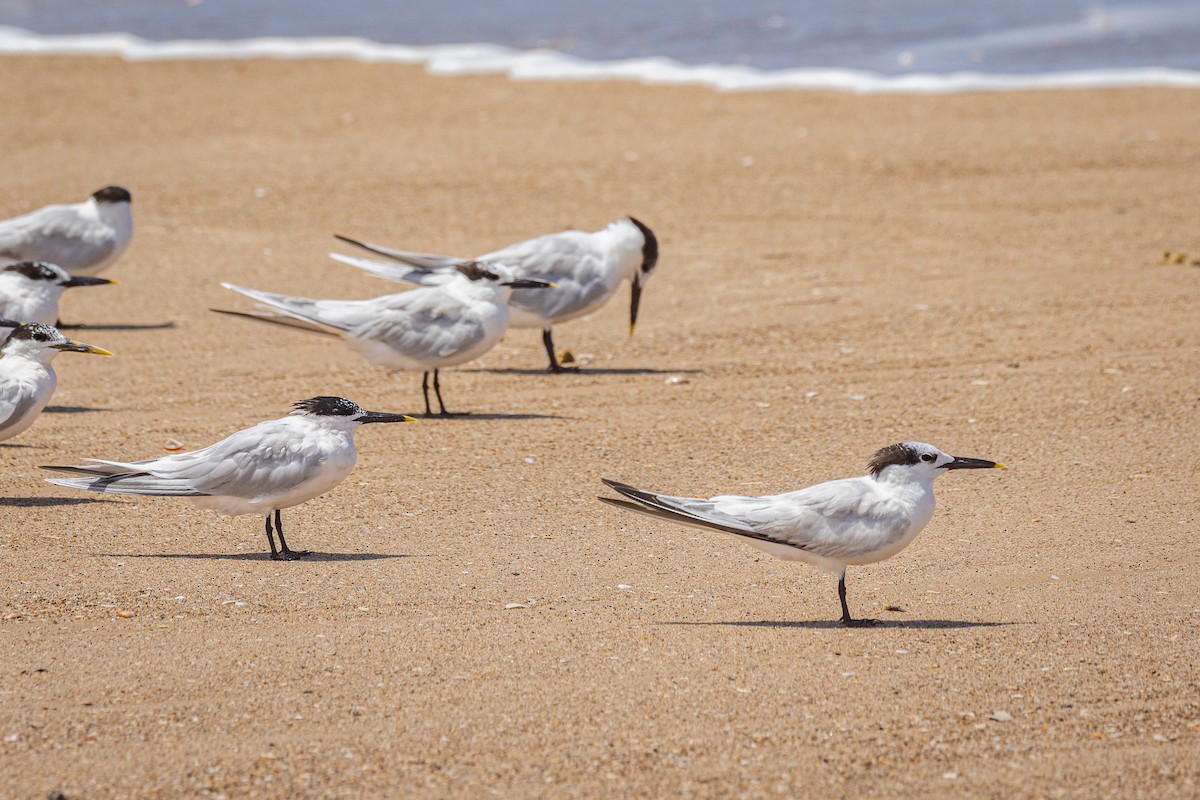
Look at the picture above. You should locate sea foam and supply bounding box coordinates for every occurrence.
[1,25,1197,94]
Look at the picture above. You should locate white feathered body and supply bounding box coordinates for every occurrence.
[0,269,66,325]
[642,472,937,574]
[0,196,132,276]
[486,220,647,329]
[0,344,57,442]
[224,276,513,371]
[55,414,362,516]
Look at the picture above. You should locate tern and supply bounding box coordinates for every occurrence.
[0,261,115,335]
[0,322,113,444]
[599,442,1005,626]
[0,186,133,276]
[216,263,555,416]
[333,216,659,372]
[42,397,416,560]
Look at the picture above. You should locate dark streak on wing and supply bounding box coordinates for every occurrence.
[333,234,460,270]
[41,464,148,478]
[599,479,815,551]
[209,308,341,337]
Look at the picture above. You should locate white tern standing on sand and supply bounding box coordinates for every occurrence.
[0,186,133,276]
[216,262,555,416]
[43,397,416,560]
[0,322,112,443]
[599,442,1005,626]
[0,261,115,335]
[332,216,658,372]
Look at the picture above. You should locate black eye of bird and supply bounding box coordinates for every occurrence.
[920,453,935,462]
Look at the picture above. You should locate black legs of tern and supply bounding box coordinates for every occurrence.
[543,328,577,374]
[844,573,883,628]
[420,369,451,416]
[265,509,310,561]
[838,571,880,627]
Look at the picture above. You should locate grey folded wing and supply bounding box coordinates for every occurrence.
[42,464,210,496]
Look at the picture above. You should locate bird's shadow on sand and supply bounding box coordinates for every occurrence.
[57,321,176,332]
[96,551,415,562]
[465,367,703,377]
[0,496,116,507]
[419,412,572,421]
[43,405,108,414]
[662,619,1021,631]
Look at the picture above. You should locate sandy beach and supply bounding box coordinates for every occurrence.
[0,55,1197,798]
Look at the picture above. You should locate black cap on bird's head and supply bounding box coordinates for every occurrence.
[2,322,113,356]
[291,396,416,425]
[292,396,364,417]
[2,261,115,288]
[868,441,1005,479]
[5,261,61,283]
[627,216,658,275]
[92,186,132,204]
[626,217,658,337]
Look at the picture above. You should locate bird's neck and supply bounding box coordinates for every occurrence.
[874,470,936,507]
[94,199,131,229]
[0,275,58,307]
[597,221,646,281]
[0,342,57,368]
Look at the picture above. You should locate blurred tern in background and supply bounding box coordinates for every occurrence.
[0,186,133,276]
[333,216,658,372]
[0,261,115,336]
[216,262,554,416]
[600,442,1005,626]
[43,397,415,560]
[0,322,112,443]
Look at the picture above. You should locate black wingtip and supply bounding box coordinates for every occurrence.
[601,477,660,504]
[209,308,341,338]
[597,495,645,512]
[333,233,374,252]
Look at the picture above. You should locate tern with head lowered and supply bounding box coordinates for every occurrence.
[216,262,554,416]
[0,322,113,444]
[0,261,115,336]
[43,397,415,560]
[0,186,133,276]
[333,216,658,372]
[599,442,1005,626]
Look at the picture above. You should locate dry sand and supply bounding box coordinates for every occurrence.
[0,55,1197,798]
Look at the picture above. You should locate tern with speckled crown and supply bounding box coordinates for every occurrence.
[0,261,115,335]
[43,397,416,560]
[599,442,1005,626]
[0,322,113,444]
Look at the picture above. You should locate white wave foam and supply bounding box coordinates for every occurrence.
[1,25,1197,94]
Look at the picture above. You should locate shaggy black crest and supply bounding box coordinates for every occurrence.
[6,323,57,344]
[292,396,362,417]
[92,186,132,204]
[867,443,921,477]
[5,261,59,282]
[628,217,658,273]
[455,261,500,282]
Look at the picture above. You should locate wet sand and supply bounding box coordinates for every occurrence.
[0,56,1198,798]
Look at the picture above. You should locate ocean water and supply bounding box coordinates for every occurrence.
[1,0,1198,92]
